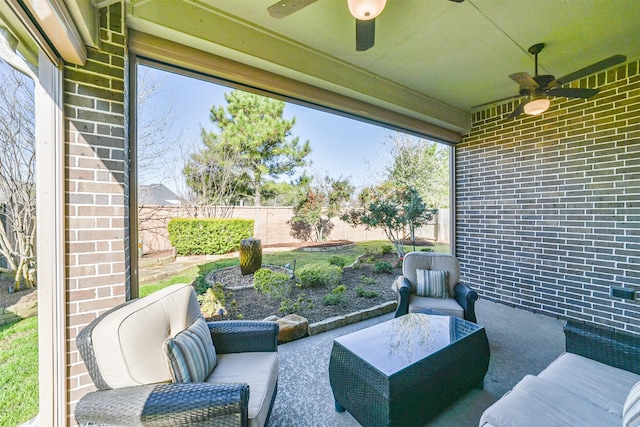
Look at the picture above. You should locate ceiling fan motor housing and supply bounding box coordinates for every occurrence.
[533,74,555,89]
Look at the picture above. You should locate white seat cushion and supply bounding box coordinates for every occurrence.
[206,352,279,427]
[624,381,640,427]
[408,295,464,318]
[90,283,201,388]
[479,374,621,427]
[538,352,640,418]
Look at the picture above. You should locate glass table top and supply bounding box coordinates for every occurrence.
[334,313,483,376]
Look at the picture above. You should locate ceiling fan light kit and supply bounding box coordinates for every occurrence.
[347,0,387,20]
[523,97,550,115]
[501,43,627,120]
[269,0,463,52]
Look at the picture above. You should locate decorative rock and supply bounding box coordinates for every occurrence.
[276,314,308,343]
[263,315,279,322]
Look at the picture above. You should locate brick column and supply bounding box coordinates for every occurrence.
[63,3,130,422]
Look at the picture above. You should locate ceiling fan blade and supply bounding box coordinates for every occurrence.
[546,87,599,99]
[267,0,318,19]
[356,19,375,52]
[509,72,538,90]
[507,100,527,119]
[554,54,627,85]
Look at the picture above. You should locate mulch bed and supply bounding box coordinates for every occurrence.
[206,252,401,324]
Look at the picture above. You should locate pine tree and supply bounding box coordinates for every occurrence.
[185,90,311,206]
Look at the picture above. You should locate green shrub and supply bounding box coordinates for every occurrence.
[373,261,393,274]
[254,268,291,299]
[420,247,433,252]
[356,285,378,298]
[380,245,392,254]
[360,275,377,285]
[279,293,313,314]
[328,255,347,268]
[198,285,227,318]
[297,263,343,288]
[322,285,346,306]
[168,218,254,255]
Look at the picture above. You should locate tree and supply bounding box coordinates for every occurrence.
[290,175,353,242]
[137,66,183,186]
[341,182,435,258]
[182,134,245,217]
[383,132,449,208]
[0,61,36,290]
[186,90,311,206]
[261,178,308,207]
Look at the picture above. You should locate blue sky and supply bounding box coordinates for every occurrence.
[139,65,424,195]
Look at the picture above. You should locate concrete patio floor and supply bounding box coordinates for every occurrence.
[269,299,566,426]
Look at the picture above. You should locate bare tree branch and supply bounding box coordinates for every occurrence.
[0,61,36,289]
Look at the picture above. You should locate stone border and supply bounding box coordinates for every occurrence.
[298,243,355,252]
[0,300,38,326]
[139,253,176,268]
[307,300,397,335]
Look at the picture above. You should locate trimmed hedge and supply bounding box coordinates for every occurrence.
[168,218,254,255]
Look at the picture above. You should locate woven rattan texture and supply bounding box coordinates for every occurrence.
[209,320,278,353]
[76,319,280,426]
[76,299,137,391]
[565,321,640,375]
[75,382,249,426]
[329,316,489,426]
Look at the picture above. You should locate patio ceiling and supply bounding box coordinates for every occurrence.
[123,0,640,136]
[13,0,640,137]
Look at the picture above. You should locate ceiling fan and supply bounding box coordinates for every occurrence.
[504,43,626,119]
[268,0,464,52]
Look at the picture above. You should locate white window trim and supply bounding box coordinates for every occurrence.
[35,50,66,426]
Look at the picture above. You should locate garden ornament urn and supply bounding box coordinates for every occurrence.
[239,237,262,276]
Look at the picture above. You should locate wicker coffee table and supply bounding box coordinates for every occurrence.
[329,313,490,426]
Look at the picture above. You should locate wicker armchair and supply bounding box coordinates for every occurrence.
[393,252,478,322]
[75,283,279,427]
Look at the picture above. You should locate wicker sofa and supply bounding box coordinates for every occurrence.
[480,321,640,427]
[75,283,279,427]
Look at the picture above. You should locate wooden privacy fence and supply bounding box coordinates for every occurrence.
[138,205,450,255]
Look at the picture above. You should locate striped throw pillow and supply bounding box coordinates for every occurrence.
[164,316,217,383]
[415,269,449,298]
[624,381,640,427]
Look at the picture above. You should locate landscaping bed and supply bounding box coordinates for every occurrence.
[202,251,402,324]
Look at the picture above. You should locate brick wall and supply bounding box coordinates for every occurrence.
[456,59,640,334]
[63,2,129,421]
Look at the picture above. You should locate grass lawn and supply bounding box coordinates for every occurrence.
[0,316,39,426]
